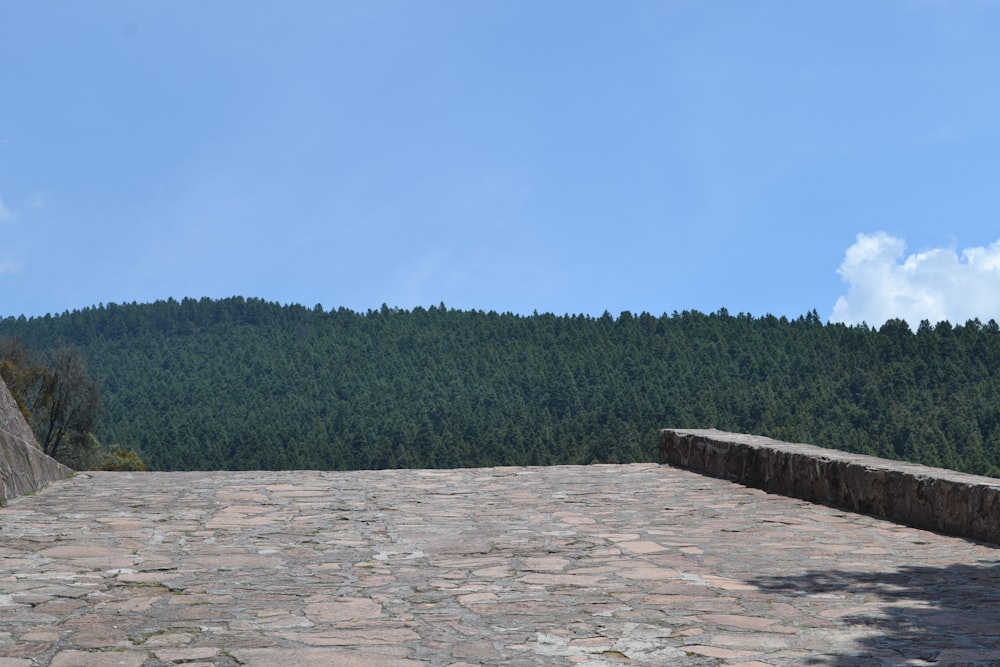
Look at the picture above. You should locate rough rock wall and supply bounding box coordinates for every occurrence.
[660,428,1000,545]
[0,375,73,501]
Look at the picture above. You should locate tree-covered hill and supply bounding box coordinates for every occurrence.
[3,297,999,475]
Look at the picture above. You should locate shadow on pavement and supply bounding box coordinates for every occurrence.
[749,559,1000,666]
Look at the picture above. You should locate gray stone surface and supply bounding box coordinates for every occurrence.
[660,427,1000,545]
[0,375,72,502]
[3,464,1000,665]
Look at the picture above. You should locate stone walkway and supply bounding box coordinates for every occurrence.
[1,464,999,666]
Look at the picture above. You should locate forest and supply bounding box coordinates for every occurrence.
[2,296,999,476]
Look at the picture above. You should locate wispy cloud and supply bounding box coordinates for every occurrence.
[0,196,12,221]
[830,232,1000,327]
[0,260,21,275]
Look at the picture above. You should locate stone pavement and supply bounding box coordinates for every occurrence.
[1,464,999,667]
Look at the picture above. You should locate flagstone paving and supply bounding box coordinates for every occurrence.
[1,463,999,666]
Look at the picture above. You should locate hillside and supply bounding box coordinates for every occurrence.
[2,297,999,474]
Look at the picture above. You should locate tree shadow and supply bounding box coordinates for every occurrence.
[749,560,1000,666]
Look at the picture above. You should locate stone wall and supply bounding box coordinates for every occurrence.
[0,375,72,501]
[660,428,1000,545]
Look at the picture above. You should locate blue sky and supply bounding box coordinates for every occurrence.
[3,1,1000,326]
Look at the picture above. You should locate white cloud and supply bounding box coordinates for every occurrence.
[0,260,21,275]
[0,196,12,221]
[831,232,1000,327]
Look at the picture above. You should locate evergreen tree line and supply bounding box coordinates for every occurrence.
[2,297,998,475]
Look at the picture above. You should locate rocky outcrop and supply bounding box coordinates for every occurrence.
[0,375,72,501]
[660,428,1000,545]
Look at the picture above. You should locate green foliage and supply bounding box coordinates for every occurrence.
[0,337,45,422]
[1,340,105,468]
[91,441,148,472]
[3,298,1000,476]
[57,432,148,472]
[31,346,103,460]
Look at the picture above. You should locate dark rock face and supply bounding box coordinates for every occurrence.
[660,428,1000,545]
[0,375,72,501]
